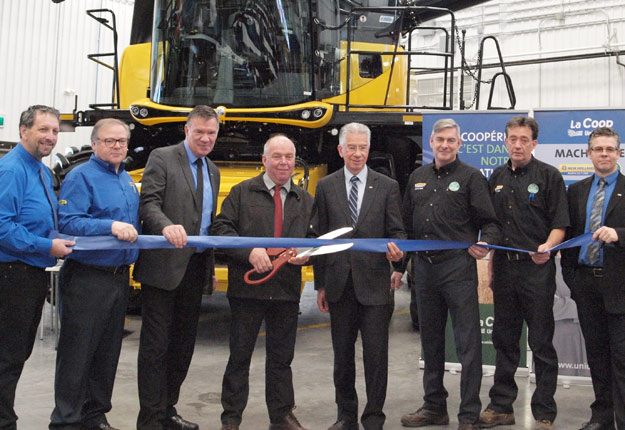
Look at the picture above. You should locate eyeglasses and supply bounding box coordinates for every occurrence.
[98,138,128,147]
[589,146,619,154]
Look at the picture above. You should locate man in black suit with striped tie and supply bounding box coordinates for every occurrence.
[313,122,405,430]
[561,126,625,430]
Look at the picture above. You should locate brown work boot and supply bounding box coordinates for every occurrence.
[458,423,480,430]
[400,407,449,427]
[268,411,309,430]
[535,420,554,430]
[478,408,515,428]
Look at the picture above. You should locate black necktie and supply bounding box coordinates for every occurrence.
[195,158,204,210]
[39,167,58,231]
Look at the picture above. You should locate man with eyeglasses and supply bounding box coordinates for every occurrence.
[561,127,625,430]
[0,105,74,430]
[479,116,569,430]
[49,118,140,430]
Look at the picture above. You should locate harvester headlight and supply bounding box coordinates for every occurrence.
[301,110,311,120]
[313,108,324,118]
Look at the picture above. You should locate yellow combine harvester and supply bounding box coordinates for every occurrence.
[60,0,492,292]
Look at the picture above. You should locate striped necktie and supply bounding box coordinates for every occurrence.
[586,177,606,265]
[349,176,359,227]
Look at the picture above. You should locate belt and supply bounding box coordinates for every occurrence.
[75,261,131,275]
[580,265,604,278]
[504,251,532,261]
[418,249,464,264]
[0,261,46,272]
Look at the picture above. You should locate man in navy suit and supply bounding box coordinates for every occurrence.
[561,127,625,430]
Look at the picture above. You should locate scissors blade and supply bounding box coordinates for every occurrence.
[319,226,353,239]
[306,242,353,256]
[296,226,354,258]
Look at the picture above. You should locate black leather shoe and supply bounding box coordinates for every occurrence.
[164,415,199,430]
[328,419,359,430]
[90,424,120,430]
[579,422,615,430]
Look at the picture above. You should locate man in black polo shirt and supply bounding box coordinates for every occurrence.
[398,118,500,430]
[479,116,569,430]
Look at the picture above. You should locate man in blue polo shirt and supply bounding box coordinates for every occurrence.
[0,105,74,430]
[49,118,140,430]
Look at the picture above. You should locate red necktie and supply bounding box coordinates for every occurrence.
[273,185,282,237]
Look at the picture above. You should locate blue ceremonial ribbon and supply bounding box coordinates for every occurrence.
[52,232,595,254]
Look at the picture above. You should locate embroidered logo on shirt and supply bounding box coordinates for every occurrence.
[58,200,67,205]
[414,182,426,190]
[448,181,460,192]
[494,185,503,193]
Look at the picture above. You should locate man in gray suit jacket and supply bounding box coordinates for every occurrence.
[561,127,625,430]
[133,105,221,430]
[314,122,405,430]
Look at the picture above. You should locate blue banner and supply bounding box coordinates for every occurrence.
[422,111,528,179]
[534,109,625,185]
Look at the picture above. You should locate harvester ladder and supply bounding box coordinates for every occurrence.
[86,9,121,110]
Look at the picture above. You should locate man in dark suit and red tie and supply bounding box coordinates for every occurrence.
[561,126,625,430]
[313,122,405,430]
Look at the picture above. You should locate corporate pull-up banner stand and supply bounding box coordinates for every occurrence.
[422,111,529,374]
[533,109,625,186]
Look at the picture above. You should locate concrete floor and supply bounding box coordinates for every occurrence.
[17,284,595,430]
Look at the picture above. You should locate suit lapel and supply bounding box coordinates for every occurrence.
[331,169,352,226]
[577,177,592,231]
[605,173,625,218]
[208,159,219,213]
[177,145,201,211]
[358,171,379,227]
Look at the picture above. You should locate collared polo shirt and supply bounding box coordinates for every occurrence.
[489,157,570,251]
[402,157,500,244]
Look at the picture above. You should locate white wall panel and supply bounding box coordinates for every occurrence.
[411,0,625,111]
[0,0,135,165]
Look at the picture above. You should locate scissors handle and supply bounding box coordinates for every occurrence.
[244,248,298,285]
